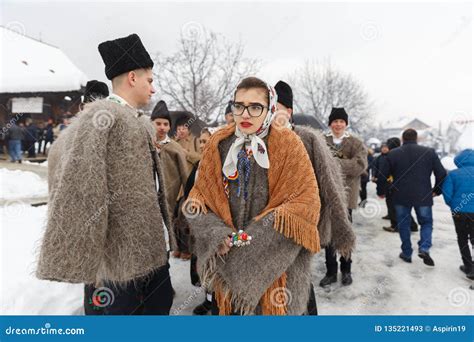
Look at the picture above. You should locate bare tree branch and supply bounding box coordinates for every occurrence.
[154,28,260,124]
[288,59,374,135]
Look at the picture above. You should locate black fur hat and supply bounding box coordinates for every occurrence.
[98,33,154,80]
[151,100,171,124]
[274,80,293,109]
[328,107,348,126]
[83,80,109,103]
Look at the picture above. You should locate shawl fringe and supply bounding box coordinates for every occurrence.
[215,273,288,315]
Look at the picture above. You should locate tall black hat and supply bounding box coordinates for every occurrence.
[98,33,154,80]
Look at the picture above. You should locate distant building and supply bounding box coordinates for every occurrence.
[0,26,88,126]
[446,119,473,153]
[379,117,432,142]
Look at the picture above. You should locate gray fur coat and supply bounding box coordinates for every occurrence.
[36,100,171,285]
[294,126,355,257]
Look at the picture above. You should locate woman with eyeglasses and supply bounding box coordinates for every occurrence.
[185,77,322,315]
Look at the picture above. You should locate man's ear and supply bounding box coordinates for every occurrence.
[127,70,137,87]
[288,108,293,117]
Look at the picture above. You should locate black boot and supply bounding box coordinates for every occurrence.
[399,252,412,263]
[319,274,337,287]
[192,299,212,315]
[418,251,435,266]
[341,272,353,286]
[383,226,398,233]
[460,265,474,280]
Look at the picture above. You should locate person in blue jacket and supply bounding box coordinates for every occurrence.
[442,149,474,280]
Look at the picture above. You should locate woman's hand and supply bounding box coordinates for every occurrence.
[218,237,231,256]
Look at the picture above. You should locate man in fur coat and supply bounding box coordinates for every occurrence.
[323,107,367,286]
[174,117,201,169]
[274,82,356,294]
[151,100,191,260]
[36,34,173,315]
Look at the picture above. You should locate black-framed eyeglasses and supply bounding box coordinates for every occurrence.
[231,102,268,117]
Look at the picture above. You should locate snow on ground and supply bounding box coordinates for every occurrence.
[1,167,472,315]
[0,168,47,200]
[24,160,48,168]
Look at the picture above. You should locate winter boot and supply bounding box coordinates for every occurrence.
[192,299,212,315]
[319,274,337,287]
[341,272,353,286]
[418,251,435,267]
[399,252,412,263]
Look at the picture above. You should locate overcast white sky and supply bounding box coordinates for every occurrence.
[1,1,472,128]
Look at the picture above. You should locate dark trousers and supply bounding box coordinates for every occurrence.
[37,139,44,154]
[190,254,200,287]
[173,198,191,254]
[360,180,368,202]
[43,139,53,154]
[26,141,36,158]
[325,209,352,275]
[386,192,397,227]
[84,264,173,315]
[306,283,318,315]
[453,213,474,271]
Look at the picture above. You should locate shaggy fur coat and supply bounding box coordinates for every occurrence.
[325,134,368,209]
[36,100,171,285]
[294,126,355,257]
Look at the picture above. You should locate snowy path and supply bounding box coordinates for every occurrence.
[0,167,472,315]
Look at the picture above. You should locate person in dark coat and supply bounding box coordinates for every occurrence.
[376,138,418,233]
[24,119,38,158]
[43,119,55,154]
[36,122,45,155]
[379,128,446,266]
[359,148,374,206]
[6,122,24,163]
[442,149,474,280]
